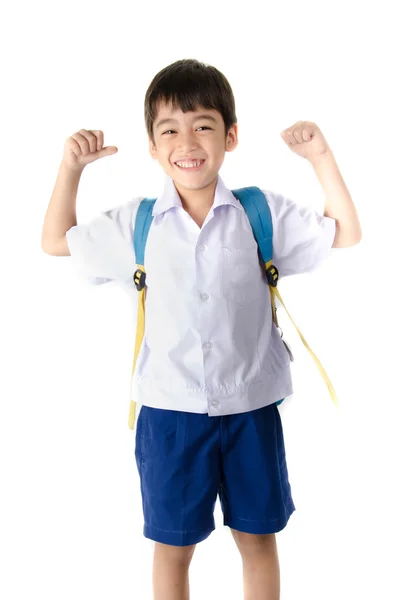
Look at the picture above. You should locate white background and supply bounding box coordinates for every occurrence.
[1,1,396,598]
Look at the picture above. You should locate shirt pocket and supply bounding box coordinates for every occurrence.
[261,326,292,374]
[220,245,264,307]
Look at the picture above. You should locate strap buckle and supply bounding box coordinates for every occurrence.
[134,268,146,291]
[266,264,279,287]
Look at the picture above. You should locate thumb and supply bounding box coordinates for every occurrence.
[99,146,118,158]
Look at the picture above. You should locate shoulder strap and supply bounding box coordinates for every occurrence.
[231,186,273,263]
[134,198,157,267]
[129,198,156,430]
[232,187,279,327]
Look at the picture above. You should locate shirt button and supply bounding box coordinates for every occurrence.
[197,244,206,252]
[201,293,209,301]
[203,342,212,350]
[211,399,220,407]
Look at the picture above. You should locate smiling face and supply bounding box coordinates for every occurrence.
[149,101,238,194]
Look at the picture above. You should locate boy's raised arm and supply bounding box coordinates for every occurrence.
[41,129,118,255]
[41,161,81,255]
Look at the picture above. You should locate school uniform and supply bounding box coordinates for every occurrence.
[66,173,336,546]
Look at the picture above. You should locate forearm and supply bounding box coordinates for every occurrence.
[310,149,362,247]
[41,161,83,248]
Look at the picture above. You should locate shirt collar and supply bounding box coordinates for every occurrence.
[152,173,244,216]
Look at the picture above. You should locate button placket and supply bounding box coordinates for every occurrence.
[197,236,216,410]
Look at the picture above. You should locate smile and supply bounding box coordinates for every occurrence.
[174,160,206,171]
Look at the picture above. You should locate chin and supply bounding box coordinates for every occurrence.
[176,178,215,191]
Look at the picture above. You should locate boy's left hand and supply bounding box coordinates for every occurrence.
[281,121,330,161]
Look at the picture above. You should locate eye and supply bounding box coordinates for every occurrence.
[162,126,212,135]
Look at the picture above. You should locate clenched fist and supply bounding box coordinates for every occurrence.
[62,129,118,171]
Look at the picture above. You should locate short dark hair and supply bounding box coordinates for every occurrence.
[144,59,237,143]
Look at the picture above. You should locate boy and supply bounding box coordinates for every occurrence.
[41,59,361,600]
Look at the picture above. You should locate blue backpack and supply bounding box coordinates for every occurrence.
[128,186,338,430]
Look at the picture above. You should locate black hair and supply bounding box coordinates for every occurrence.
[144,58,237,142]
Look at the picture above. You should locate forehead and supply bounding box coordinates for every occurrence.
[153,100,221,125]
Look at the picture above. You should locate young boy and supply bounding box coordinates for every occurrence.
[41,59,361,600]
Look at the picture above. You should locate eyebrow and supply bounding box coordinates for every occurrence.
[155,114,218,130]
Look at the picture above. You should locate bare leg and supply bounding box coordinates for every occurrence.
[231,529,280,600]
[152,541,196,600]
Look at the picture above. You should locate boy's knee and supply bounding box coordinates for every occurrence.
[154,541,196,565]
[231,529,277,555]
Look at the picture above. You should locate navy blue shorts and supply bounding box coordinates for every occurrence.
[134,402,296,546]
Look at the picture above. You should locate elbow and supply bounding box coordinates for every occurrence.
[332,236,362,248]
[332,221,362,248]
[349,226,363,246]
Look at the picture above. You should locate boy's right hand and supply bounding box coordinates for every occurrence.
[62,129,118,171]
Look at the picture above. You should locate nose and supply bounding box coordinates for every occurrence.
[177,131,199,154]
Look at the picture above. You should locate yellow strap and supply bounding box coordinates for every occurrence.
[270,280,278,327]
[128,265,146,430]
[265,261,339,409]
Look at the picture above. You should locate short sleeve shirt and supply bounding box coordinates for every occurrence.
[66,174,336,416]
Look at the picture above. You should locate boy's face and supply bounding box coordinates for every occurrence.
[149,101,238,192]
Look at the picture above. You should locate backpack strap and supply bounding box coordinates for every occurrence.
[232,186,339,409]
[231,186,279,327]
[128,198,156,430]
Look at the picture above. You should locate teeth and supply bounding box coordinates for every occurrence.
[176,160,203,168]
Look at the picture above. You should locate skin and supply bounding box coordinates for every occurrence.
[148,100,238,225]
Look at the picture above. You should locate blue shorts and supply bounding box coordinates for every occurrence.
[134,402,296,546]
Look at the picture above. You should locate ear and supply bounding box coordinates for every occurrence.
[225,123,238,152]
[148,136,157,159]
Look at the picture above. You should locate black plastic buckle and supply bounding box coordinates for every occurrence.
[134,269,146,291]
[266,264,279,287]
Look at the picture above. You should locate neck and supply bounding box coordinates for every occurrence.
[174,176,218,214]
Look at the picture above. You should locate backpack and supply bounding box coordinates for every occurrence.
[128,186,338,430]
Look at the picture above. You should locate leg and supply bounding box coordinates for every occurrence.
[231,529,280,600]
[219,405,295,598]
[136,408,220,596]
[152,541,196,600]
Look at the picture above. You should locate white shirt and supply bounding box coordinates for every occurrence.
[66,174,336,416]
